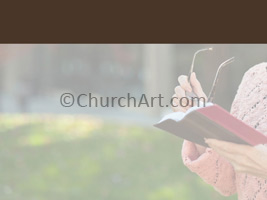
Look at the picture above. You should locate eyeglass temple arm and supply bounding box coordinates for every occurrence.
[188,47,213,80]
[208,57,235,102]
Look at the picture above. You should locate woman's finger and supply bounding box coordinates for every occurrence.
[174,86,191,109]
[205,139,251,155]
[175,86,186,98]
[231,158,267,179]
[172,104,187,112]
[209,145,244,163]
[171,94,187,112]
[178,75,192,92]
[208,145,256,171]
[190,72,207,100]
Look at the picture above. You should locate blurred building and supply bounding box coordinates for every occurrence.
[0,44,267,119]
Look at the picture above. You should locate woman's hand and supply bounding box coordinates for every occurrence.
[172,72,207,154]
[206,139,267,179]
[172,72,207,112]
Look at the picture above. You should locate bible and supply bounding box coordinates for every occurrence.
[154,104,267,147]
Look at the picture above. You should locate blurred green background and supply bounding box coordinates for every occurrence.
[0,115,236,200]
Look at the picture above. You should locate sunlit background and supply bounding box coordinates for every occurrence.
[1,44,267,199]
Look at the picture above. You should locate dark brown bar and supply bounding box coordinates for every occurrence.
[1,1,266,43]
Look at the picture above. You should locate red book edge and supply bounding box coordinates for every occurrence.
[197,104,267,146]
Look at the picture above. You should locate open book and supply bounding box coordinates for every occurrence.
[154,104,267,147]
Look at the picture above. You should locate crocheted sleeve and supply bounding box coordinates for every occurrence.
[182,141,236,196]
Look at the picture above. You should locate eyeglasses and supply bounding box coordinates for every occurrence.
[187,48,235,103]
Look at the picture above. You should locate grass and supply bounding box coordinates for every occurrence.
[0,115,237,200]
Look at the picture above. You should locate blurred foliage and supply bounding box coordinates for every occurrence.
[0,115,236,200]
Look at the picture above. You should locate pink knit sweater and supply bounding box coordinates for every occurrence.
[182,63,267,200]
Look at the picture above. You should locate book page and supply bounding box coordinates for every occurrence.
[159,102,214,123]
